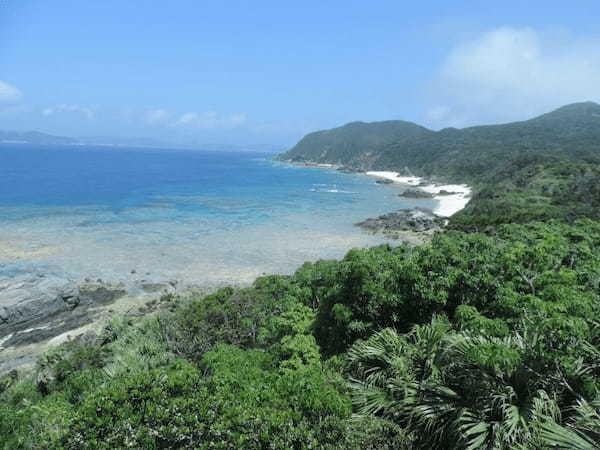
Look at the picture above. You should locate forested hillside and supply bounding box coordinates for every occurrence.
[281,102,600,230]
[279,120,432,169]
[279,102,600,182]
[450,156,600,230]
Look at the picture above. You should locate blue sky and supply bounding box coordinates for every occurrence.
[1,0,600,146]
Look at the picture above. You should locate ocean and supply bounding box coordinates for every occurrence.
[0,145,437,287]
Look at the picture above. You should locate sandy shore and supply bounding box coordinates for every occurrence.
[366,171,471,217]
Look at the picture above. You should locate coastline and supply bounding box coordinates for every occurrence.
[365,171,472,217]
[279,161,472,219]
[278,160,473,243]
[1,159,468,373]
[0,278,221,374]
[1,155,404,373]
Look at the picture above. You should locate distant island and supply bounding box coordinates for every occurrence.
[0,130,78,146]
[0,130,283,153]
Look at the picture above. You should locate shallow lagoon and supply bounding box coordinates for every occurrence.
[0,145,437,287]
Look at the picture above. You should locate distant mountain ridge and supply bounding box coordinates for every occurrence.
[279,102,600,183]
[0,130,284,153]
[0,130,77,146]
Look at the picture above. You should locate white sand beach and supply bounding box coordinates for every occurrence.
[366,171,471,217]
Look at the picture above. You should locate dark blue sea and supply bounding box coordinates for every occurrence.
[0,145,435,285]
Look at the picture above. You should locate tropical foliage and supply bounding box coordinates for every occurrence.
[2,220,600,448]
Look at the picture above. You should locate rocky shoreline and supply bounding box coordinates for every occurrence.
[0,274,217,373]
[0,161,462,374]
[282,159,464,242]
[398,188,434,199]
[355,208,444,242]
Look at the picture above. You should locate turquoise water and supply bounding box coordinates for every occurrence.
[0,145,436,286]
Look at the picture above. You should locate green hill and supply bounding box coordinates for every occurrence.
[279,102,600,181]
[0,130,77,146]
[278,120,433,170]
[280,102,600,229]
[4,220,600,448]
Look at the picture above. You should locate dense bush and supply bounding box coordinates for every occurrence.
[348,318,600,448]
[2,220,600,448]
[299,221,600,358]
[449,160,600,231]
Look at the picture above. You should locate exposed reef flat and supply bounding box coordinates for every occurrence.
[0,240,59,262]
[0,154,427,374]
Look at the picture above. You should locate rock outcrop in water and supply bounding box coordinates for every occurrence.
[398,188,435,199]
[356,208,442,235]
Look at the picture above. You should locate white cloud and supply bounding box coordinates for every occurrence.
[42,104,95,120]
[139,109,247,130]
[0,80,22,102]
[426,27,600,127]
[251,118,318,136]
[143,108,171,125]
[173,111,246,129]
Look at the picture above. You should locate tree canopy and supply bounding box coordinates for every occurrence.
[3,220,600,448]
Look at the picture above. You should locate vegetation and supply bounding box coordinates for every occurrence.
[277,120,431,170]
[280,102,600,182]
[3,102,600,447]
[450,156,600,231]
[280,102,600,230]
[3,220,600,448]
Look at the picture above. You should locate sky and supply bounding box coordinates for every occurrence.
[1,0,600,147]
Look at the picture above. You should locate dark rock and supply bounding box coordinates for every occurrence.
[356,208,442,234]
[0,307,8,323]
[437,190,459,196]
[80,283,127,304]
[0,279,126,348]
[0,355,36,375]
[0,370,19,394]
[337,166,362,174]
[60,284,81,308]
[76,330,103,347]
[399,188,434,199]
[375,179,394,184]
[140,282,168,293]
